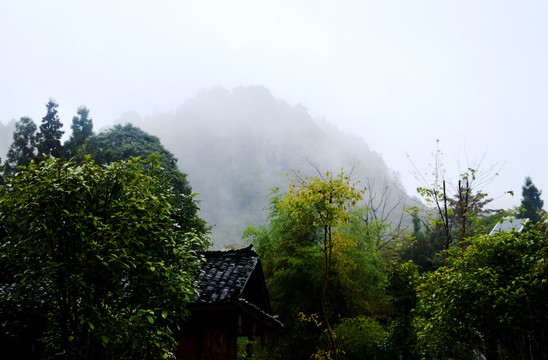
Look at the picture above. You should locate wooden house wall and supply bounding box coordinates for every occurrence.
[175,311,239,360]
[176,329,238,360]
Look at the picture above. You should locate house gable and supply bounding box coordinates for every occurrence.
[176,245,282,360]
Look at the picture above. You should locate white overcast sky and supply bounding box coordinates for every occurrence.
[1,0,547,209]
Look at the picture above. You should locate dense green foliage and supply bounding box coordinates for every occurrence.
[0,101,208,359]
[1,103,207,236]
[246,166,547,359]
[415,228,548,359]
[244,184,389,360]
[381,261,420,360]
[243,189,328,359]
[518,176,544,224]
[400,213,445,272]
[0,157,208,359]
[281,171,364,359]
[2,97,546,359]
[333,316,385,360]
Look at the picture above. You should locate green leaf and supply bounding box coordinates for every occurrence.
[0,156,209,358]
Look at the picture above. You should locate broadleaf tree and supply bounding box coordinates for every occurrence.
[415,228,548,359]
[243,189,328,360]
[281,169,364,360]
[0,157,209,359]
[243,185,385,360]
[411,141,501,265]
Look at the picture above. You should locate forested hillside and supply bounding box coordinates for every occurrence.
[131,86,409,246]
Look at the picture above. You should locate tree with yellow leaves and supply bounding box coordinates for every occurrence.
[281,169,364,360]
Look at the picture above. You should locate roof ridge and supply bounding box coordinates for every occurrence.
[200,244,255,255]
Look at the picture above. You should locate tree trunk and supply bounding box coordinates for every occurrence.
[322,225,339,360]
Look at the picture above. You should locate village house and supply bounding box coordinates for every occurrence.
[176,245,282,360]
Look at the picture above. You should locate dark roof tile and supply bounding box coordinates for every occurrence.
[193,245,259,305]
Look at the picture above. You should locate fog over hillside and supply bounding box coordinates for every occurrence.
[128,86,410,246]
[0,120,16,159]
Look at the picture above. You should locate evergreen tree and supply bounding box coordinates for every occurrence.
[82,124,207,234]
[3,116,37,178]
[518,176,544,224]
[62,106,93,160]
[36,98,64,159]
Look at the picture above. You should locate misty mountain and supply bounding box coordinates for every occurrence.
[127,86,409,246]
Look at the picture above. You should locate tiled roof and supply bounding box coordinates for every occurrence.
[191,245,283,330]
[489,217,528,235]
[192,245,259,304]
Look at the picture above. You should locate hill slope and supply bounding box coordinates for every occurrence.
[130,86,408,246]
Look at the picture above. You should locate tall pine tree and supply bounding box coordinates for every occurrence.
[518,176,544,224]
[62,106,94,160]
[3,116,37,177]
[36,98,64,159]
